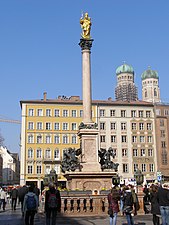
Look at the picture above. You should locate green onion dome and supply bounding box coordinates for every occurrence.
[116,63,134,75]
[141,67,159,80]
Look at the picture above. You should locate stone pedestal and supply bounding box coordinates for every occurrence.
[78,128,100,172]
[65,171,116,191]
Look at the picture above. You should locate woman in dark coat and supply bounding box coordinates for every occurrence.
[150,184,161,225]
[107,186,120,225]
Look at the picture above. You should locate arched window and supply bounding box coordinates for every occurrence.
[145,90,147,98]
[154,88,157,97]
[54,148,60,160]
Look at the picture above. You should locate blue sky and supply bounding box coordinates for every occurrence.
[0,1,169,154]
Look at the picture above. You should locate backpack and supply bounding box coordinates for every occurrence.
[27,195,36,210]
[48,191,58,208]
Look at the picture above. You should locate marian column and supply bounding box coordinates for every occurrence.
[78,13,100,172]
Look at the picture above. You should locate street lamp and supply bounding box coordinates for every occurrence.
[134,168,144,185]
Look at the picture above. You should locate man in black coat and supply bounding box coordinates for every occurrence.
[18,185,28,216]
[157,183,169,225]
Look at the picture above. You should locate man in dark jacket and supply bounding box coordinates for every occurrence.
[18,184,28,216]
[45,182,61,225]
[11,187,18,210]
[157,183,169,225]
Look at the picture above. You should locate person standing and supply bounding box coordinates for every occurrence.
[157,183,169,225]
[45,182,61,225]
[123,186,134,225]
[33,184,40,207]
[23,185,38,225]
[18,184,28,216]
[150,184,161,225]
[107,186,120,225]
[11,187,18,210]
[0,186,2,210]
[0,188,7,211]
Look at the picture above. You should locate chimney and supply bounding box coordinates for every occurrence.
[43,92,47,101]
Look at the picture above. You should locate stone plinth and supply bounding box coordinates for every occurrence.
[64,171,116,191]
[78,128,100,172]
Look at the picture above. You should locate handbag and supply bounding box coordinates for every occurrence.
[108,207,114,217]
[123,206,133,214]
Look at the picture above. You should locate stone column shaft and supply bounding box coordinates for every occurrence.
[82,49,92,123]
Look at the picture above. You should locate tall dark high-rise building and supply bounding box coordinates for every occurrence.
[115,63,138,101]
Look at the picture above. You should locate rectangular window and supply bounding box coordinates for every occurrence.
[160,119,164,126]
[54,123,60,130]
[133,149,138,157]
[63,135,68,144]
[46,135,51,144]
[122,149,128,157]
[161,130,165,138]
[37,165,41,174]
[45,166,50,174]
[37,109,43,116]
[149,164,154,172]
[147,123,152,130]
[123,164,128,173]
[139,123,144,130]
[164,109,169,116]
[37,135,42,144]
[139,110,143,118]
[110,122,116,130]
[45,149,51,159]
[161,141,166,148]
[148,149,153,157]
[28,135,34,143]
[54,165,60,174]
[110,110,115,117]
[156,109,161,116]
[111,135,116,143]
[54,135,60,144]
[72,123,77,130]
[46,123,51,130]
[54,109,60,117]
[37,122,42,130]
[100,122,106,130]
[28,109,34,116]
[54,149,60,160]
[141,164,146,172]
[28,165,33,174]
[131,123,137,130]
[100,135,106,142]
[162,149,167,165]
[134,164,138,172]
[147,136,152,143]
[132,136,137,143]
[28,149,33,158]
[63,110,68,117]
[121,123,126,130]
[146,111,151,118]
[100,109,105,117]
[72,110,77,117]
[72,135,77,144]
[131,110,136,118]
[121,135,127,143]
[28,122,34,130]
[121,110,126,118]
[36,149,42,158]
[141,149,145,157]
[46,109,51,117]
[140,136,145,143]
[63,123,68,130]
[80,110,83,117]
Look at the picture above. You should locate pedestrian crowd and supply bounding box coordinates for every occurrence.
[0,182,61,225]
[107,182,169,225]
